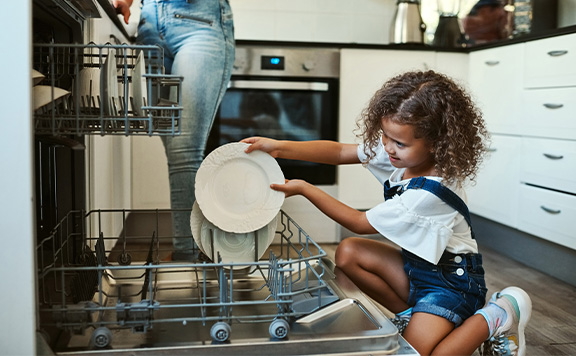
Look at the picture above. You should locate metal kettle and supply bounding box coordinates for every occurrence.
[390,0,426,44]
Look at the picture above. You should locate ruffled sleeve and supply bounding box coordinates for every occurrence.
[365,188,459,264]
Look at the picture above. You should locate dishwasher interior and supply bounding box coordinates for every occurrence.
[32,1,418,354]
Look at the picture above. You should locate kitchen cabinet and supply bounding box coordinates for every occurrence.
[338,49,468,209]
[524,33,576,88]
[466,134,521,228]
[468,33,576,251]
[468,44,524,134]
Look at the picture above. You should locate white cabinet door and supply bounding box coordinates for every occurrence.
[467,135,521,228]
[518,184,576,250]
[524,33,576,89]
[468,44,524,134]
[338,49,436,209]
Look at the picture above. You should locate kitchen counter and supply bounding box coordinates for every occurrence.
[237,24,576,53]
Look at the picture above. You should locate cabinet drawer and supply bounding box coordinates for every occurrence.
[524,33,576,88]
[468,45,523,134]
[520,137,576,195]
[518,184,576,250]
[520,87,576,139]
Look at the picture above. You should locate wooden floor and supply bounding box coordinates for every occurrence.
[321,242,576,356]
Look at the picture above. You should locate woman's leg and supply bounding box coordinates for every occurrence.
[335,237,410,313]
[141,0,235,260]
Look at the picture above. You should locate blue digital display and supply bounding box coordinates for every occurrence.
[261,55,285,70]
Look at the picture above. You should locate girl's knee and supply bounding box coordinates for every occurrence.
[335,237,360,268]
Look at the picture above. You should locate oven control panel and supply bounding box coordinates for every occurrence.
[233,46,340,78]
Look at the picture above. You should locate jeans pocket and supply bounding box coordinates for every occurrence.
[174,13,213,26]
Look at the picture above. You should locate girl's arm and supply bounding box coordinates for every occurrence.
[273,179,378,235]
[242,137,360,165]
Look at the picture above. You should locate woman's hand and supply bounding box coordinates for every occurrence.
[241,137,282,157]
[113,0,133,24]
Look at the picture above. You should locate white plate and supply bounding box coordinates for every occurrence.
[32,69,45,86]
[190,201,206,255]
[101,48,119,115]
[75,67,101,110]
[195,142,285,233]
[201,214,278,268]
[131,51,147,116]
[33,85,70,110]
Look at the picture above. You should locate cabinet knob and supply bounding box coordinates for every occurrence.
[543,103,564,109]
[547,50,568,57]
[542,153,564,160]
[540,205,561,214]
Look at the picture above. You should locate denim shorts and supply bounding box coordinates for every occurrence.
[402,249,488,326]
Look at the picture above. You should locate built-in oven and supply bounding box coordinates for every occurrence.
[207,45,340,185]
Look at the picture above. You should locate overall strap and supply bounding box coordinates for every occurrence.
[384,177,475,239]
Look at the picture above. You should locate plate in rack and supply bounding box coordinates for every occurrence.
[195,142,284,233]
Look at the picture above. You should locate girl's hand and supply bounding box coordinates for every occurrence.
[270,179,308,198]
[241,137,282,157]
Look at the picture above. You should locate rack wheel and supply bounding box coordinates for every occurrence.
[269,318,290,339]
[91,327,112,349]
[210,321,231,342]
[117,252,132,265]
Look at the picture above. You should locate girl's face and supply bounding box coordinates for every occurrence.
[381,119,436,178]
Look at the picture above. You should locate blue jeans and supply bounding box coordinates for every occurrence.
[137,0,235,257]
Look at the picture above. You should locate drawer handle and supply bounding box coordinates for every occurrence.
[543,153,563,160]
[486,148,497,152]
[485,60,500,66]
[547,50,568,57]
[543,103,564,109]
[540,205,561,214]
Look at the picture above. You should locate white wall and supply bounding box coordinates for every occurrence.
[558,0,576,27]
[229,0,396,44]
[229,0,481,45]
[0,0,36,354]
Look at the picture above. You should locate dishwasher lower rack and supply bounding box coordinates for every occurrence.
[33,43,183,136]
[36,209,341,349]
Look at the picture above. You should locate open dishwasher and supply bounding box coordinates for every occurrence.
[32,4,418,353]
[37,208,418,355]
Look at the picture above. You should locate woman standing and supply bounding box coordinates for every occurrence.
[115,0,235,261]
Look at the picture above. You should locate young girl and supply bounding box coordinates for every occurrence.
[242,70,531,356]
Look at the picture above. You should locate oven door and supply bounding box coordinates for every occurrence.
[207,76,339,185]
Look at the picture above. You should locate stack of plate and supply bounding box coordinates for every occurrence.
[32,69,71,111]
[192,142,285,267]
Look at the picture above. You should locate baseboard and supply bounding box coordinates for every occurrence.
[471,214,576,287]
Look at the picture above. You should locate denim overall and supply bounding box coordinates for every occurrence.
[384,176,488,326]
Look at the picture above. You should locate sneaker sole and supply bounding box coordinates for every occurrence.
[499,286,532,356]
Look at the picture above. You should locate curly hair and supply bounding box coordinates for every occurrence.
[358,70,489,185]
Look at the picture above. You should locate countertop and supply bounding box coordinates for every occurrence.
[236,24,576,52]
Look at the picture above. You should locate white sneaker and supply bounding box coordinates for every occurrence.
[480,287,532,356]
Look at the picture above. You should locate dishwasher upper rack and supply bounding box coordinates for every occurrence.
[36,209,337,349]
[33,43,183,136]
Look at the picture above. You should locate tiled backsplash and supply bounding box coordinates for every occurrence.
[229,0,396,44]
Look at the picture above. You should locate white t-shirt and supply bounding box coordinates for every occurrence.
[358,142,478,265]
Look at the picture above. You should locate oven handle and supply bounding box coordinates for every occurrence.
[228,80,329,91]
